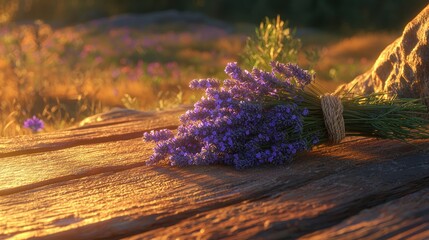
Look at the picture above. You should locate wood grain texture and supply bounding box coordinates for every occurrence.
[1,108,428,239]
[0,160,346,239]
[0,108,184,158]
[0,138,151,194]
[125,153,429,240]
[300,189,429,240]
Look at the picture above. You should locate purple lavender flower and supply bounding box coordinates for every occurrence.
[23,116,44,133]
[144,61,318,169]
[302,108,309,116]
[224,62,242,80]
[271,61,312,87]
[189,78,220,89]
[143,129,174,142]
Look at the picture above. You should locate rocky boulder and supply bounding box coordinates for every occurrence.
[335,5,429,107]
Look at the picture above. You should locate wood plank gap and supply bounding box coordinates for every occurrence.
[254,176,429,239]
[300,188,429,239]
[0,161,149,196]
[0,125,178,159]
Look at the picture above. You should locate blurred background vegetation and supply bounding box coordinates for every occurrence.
[0,0,427,136]
[2,0,426,32]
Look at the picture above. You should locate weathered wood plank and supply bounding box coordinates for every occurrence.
[0,138,151,194]
[125,153,429,240]
[300,188,429,239]
[1,140,428,239]
[0,108,183,158]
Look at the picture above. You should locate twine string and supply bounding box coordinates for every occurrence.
[320,94,346,144]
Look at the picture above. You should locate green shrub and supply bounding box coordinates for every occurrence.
[240,15,302,71]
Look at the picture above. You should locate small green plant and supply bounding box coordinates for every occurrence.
[240,15,319,74]
[240,15,302,70]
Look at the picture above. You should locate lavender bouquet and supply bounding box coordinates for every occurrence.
[144,61,429,169]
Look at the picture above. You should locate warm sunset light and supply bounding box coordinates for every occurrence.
[1,1,428,239]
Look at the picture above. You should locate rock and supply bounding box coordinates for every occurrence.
[335,5,429,107]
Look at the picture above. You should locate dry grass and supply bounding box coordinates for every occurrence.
[314,33,397,84]
[0,20,242,136]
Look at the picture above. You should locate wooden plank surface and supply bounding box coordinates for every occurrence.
[1,108,428,239]
[125,153,429,240]
[0,108,184,158]
[301,189,429,239]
